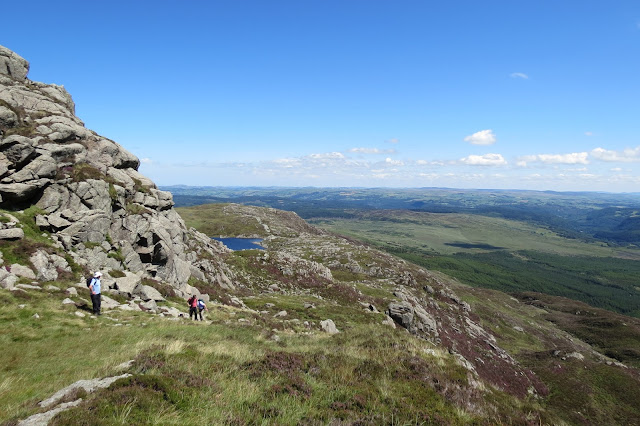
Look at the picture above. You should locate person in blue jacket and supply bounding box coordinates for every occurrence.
[89,271,102,315]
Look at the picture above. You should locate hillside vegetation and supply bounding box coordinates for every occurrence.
[310,210,640,319]
[2,202,640,425]
[168,187,640,319]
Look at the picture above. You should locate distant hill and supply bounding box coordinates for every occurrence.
[164,186,640,246]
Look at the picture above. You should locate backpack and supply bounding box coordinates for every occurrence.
[86,277,93,288]
[197,299,205,310]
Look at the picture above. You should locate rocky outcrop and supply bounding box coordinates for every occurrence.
[0,46,29,81]
[0,45,232,295]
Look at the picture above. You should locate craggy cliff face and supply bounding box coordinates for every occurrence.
[0,45,231,296]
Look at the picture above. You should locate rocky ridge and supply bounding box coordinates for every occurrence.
[0,45,232,298]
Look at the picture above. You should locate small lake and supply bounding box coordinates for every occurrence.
[212,238,265,251]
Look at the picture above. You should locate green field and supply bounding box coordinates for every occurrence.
[310,210,638,258]
[311,210,640,318]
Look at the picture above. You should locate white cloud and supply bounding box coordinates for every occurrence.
[584,131,593,136]
[460,153,507,166]
[348,148,396,155]
[591,146,640,162]
[386,138,399,144]
[464,129,497,145]
[273,158,301,168]
[309,152,345,159]
[516,152,589,166]
[510,72,529,79]
[385,157,404,166]
[415,159,445,166]
[537,153,589,164]
[140,158,152,164]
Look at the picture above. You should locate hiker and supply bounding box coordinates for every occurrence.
[187,294,198,320]
[197,298,208,321]
[89,271,102,315]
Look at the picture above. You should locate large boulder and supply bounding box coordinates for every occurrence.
[112,273,142,297]
[29,250,71,281]
[134,285,165,302]
[0,45,29,80]
[0,228,24,240]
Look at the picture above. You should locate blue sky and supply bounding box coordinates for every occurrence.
[3,1,640,191]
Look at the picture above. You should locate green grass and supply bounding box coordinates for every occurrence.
[312,210,638,258]
[177,203,268,237]
[401,250,640,318]
[1,287,548,425]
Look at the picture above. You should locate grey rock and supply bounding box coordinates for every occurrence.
[18,399,83,426]
[0,154,9,179]
[274,310,288,318]
[134,284,165,302]
[100,295,120,310]
[0,228,24,240]
[116,360,135,370]
[320,319,339,334]
[16,284,41,291]
[0,269,18,289]
[59,210,111,244]
[387,302,414,329]
[0,179,51,202]
[30,250,71,281]
[112,273,142,296]
[382,315,397,329]
[36,142,85,161]
[0,106,18,127]
[0,135,36,168]
[38,373,131,409]
[0,45,29,80]
[9,155,57,183]
[413,305,438,337]
[9,263,35,279]
[62,298,75,305]
[157,306,183,318]
[140,299,157,311]
[46,213,72,230]
[65,287,78,296]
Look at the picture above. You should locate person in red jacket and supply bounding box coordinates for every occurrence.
[187,295,198,320]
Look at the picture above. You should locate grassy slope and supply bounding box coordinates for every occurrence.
[448,280,640,425]
[1,286,544,425]
[2,203,640,425]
